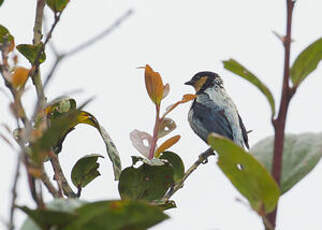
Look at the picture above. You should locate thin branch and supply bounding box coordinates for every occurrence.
[43,8,134,90]
[267,0,296,228]
[162,148,214,201]
[48,151,77,198]
[31,0,46,107]
[39,167,61,198]
[33,0,45,44]
[43,54,64,89]
[8,155,21,230]
[65,9,133,57]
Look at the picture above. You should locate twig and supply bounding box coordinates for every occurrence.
[39,167,60,198]
[163,148,214,201]
[65,9,133,57]
[8,154,21,230]
[31,0,46,107]
[43,54,64,89]
[267,0,296,228]
[43,9,134,89]
[48,151,77,198]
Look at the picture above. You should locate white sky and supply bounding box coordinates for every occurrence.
[1,0,322,229]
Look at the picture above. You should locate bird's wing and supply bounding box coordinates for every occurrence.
[238,113,249,149]
[190,100,233,143]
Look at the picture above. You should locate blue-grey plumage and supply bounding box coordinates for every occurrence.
[186,72,249,149]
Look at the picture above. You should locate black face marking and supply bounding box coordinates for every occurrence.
[187,71,224,93]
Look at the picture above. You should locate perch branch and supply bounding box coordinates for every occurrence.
[162,148,214,201]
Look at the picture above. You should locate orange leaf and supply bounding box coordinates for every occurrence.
[163,93,197,118]
[144,64,164,105]
[10,67,30,89]
[155,135,180,157]
[182,94,197,102]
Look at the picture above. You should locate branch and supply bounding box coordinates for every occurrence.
[267,0,296,228]
[65,9,133,57]
[31,0,46,108]
[48,151,77,198]
[162,148,214,201]
[43,8,134,89]
[8,155,21,230]
[39,167,61,198]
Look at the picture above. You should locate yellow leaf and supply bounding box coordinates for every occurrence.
[155,135,180,157]
[77,111,99,128]
[144,64,164,105]
[10,67,30,89]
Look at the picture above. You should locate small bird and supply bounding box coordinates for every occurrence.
[185,71,249,149]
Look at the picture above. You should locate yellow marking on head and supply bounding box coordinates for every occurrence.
[193,76,208,92]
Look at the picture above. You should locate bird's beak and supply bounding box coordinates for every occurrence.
[185,80,194,86]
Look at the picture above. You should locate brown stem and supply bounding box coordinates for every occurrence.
[162,148,214,201]
[149,105,161,159]
[8,155,21,230]
[39,167,61,198]
[48,151,77,198]
[267,0,296,228]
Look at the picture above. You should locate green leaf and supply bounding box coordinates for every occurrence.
[0,0,4,7]
[0,24,13,42]
[251,133,322,194]
[20,199,85,230]
[71,154,104,188]
[160,151,185,183]
[290,38,322,87]
[31,110,79,163]
[223,59,275,117]
[0,24,14,49]
[21,199,167,230]
[41,99,122,180]
[77,111,121,180]
[19,207,76,230]
[98,125,122,180]
[65,200,169,230]
[46,0,69,12]
[118,163,174,201]
[208,133,280,215]
[16,43,46,65]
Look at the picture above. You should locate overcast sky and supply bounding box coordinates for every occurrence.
[1,0,322,229]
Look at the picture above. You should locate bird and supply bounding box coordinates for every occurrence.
[185,71,249,149]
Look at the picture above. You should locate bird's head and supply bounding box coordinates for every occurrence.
[185,71,223,93]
